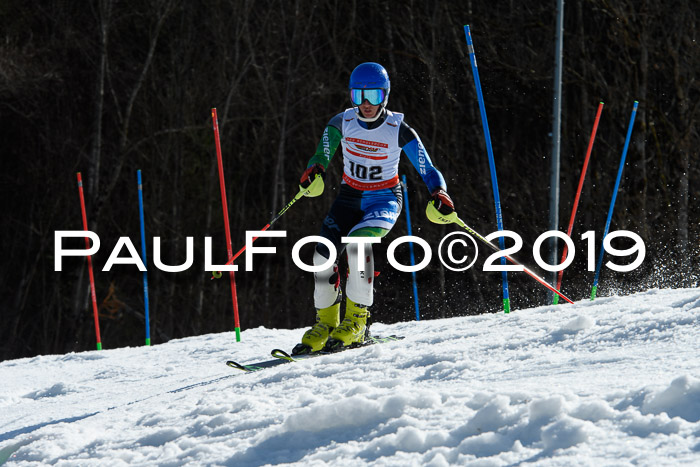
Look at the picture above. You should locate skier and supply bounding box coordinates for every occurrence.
[293,62,455,355]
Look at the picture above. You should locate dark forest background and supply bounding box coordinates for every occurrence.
[1,0,697,361]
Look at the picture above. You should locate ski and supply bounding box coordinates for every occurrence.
[226,335,404,373]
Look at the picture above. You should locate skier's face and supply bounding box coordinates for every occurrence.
[359,101,380,119]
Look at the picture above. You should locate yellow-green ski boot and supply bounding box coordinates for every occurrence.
[326,297,370,351]
[293,294,341,355]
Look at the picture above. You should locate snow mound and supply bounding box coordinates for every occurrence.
[1,288,699,465]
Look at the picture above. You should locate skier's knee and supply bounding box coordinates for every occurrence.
[345,243,374,306]
[313,249,340,309]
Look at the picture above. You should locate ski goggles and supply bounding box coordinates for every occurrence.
[350,88,386,106]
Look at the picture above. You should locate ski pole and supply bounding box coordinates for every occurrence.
[451,214,574,304]
[591,101,639,300]
[211,179,319,279]
[464,24,510,313]
[553,102,604,304]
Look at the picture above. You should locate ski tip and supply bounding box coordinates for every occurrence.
[271,348,295,361]
[226,360,252,372]
[367,335,405,344]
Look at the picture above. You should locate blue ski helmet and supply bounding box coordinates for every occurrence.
[348,62,390,122]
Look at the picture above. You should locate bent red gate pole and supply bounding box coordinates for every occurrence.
[211,108,241,341]
[453,216,574,304]
[553,102,604,304]
[76,172,102,350]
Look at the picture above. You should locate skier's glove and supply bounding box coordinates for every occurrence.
[430,189,454,215]
[299,163,325,197]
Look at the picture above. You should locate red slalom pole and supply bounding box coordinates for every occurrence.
[211,108,241,341]
[553,102,604,304]
[76,173,102,350]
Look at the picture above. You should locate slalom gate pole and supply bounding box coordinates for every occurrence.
[401,175,421,321]
[452,215,574,304]
[464,25,510,313]
[137,170,151,345]
[553,102,604,305]
[211,108,241,341]
[76,173,102,350]
[591,101,638,300]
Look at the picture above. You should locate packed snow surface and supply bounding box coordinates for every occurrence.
[2,288,700,466]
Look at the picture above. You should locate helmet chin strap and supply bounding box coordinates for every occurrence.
[355,105,387,123]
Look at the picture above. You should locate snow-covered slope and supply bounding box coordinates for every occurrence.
[1,288,699,466]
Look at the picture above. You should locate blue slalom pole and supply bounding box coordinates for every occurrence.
[137,170,151,345]
[401,175,421,321]
[464,25,510,313]
[591,101,639,300]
